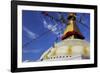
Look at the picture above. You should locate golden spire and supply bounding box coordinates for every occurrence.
[62,13,84,40]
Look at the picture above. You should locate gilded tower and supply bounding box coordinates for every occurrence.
[40,13,90,61]
[62,13,84,40]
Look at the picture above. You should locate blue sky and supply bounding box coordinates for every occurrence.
[22,10,90,62]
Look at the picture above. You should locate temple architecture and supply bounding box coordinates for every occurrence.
[40,13,90,61]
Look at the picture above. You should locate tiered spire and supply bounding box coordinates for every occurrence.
[62,13,84,40]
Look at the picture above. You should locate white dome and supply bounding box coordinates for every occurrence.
[40,39,90,61]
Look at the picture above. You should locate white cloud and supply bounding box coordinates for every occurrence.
[43,19,63,38]
[43,19,57,32]
[23,26,38,39]
[23,60,30,62]
[51,26,57,32]
[47,24,53,30]
[43,19,48,28]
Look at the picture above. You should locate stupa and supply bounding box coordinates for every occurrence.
[40,13,90,61]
